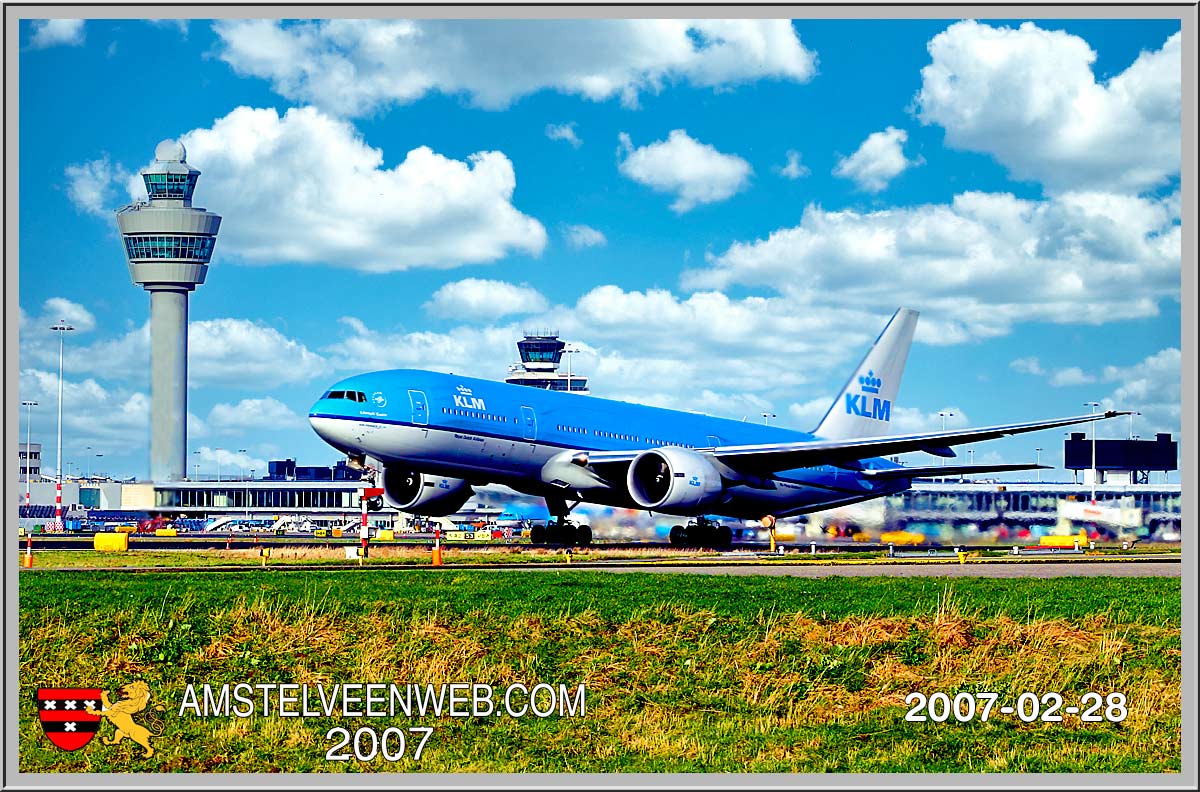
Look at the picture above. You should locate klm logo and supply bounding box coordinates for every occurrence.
[845,370,890,422]
[453,394,487,410]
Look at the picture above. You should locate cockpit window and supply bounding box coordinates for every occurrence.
[323,390,367,402]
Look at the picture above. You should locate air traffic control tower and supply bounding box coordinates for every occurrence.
[116,140,221,481]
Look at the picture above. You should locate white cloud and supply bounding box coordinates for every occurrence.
[124,106,546,272]
[546,122,582,148]
[18,369,148,459]
[888,406,970,435]
[147,19,189,37]
[1048,367,1096,387]
[423,279,549,319]
[915,21,1180,193]
[833,127,919,192]
[777,150,810,180]
[213,19,816,116]
[190,319,330,387]
[1099,348,1180,439]
[1009,357,1045,376]
[194,446,268,477]
[618,130,752,213]
[563,224,607,249]
[64,156,130,216]
[685,190,1179,342]
[20,301,329,390]
[208,397,304,431]
[29,19,84,48]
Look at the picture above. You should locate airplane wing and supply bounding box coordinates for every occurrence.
[860,463,1048,481]
[585,410,1127,476]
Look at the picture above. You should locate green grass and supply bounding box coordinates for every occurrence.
[19,571,1180,773]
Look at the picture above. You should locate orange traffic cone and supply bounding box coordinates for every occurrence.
[432,543,443,567]
[22,553,33,568]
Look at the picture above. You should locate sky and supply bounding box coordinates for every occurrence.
[16,16,1183,483]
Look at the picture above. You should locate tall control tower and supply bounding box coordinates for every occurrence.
[116,140,221,481]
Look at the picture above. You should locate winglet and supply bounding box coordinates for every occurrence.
[813,308,919,440]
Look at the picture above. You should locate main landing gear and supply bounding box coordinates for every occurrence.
[669,516,733,549]
[531,496,592,547]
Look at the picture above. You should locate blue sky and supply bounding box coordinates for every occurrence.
[17,17,1182,482]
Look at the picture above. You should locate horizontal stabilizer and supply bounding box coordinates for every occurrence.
[861,463,1049,481]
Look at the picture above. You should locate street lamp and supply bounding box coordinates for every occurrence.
[96,453,104,479]
[193,449,201,481]
[1127,411,1141,440]
[761,412,777,425]
[50,320,75,528]
[247,468,255,518]
[1084,402,1100,503]
[563,344,578,393]
[86,445,92,479]
[21,400,37,509]
[938,411,954,466]
[216,447,223,482]
[238,449,248,480]
[1035,448,1043,483]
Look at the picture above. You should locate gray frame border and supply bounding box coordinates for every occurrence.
[5,3,1195,790]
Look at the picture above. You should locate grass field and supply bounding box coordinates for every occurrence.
[19,571,1180,773]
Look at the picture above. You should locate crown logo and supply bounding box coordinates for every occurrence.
[456,385,473,396]
[859,370,882,394]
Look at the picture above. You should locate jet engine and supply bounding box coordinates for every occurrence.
[626,448,725,513]
[381,466,473,516]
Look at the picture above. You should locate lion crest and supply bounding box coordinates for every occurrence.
[84,681,163,758]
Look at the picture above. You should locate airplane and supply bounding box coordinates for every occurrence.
[308,308,1127,547]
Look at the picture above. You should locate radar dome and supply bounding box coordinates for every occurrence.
[154,139,187,162]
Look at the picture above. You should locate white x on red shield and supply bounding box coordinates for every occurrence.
[37,688,102,751]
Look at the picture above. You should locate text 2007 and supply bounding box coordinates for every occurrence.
[325,726,434,762]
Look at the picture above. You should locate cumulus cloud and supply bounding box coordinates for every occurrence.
[213,19,816,116]
[685,190,1179,342]
[64,156,132,216]
[1099,348,1180,438]
[29,19,84,48]
[1009,357,1045,376]
[194,446,268,477]
[915,21,1181,193]
[563,224,607,249]
[618,130,752,213]
[833,127,919,192]
[1048,367,1097,387]
[423,279,549,319]
[122,106,546,272]
[208,397,304,431]
[777,150,810,180]
[546,122,582,148]
[19,299,329,389]
[18,369,148,459]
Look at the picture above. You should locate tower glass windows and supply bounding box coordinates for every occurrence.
[143,172,199,200]
[123,234,215,262]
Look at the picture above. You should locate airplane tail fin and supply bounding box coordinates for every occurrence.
[813,308,919,440]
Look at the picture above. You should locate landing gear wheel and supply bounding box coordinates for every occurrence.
[559,522,578,546]
[575,524,592,547]
[669,525,684,546]
[530,524,545,544]
[715,524,733,549]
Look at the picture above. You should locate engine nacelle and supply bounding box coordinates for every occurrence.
[626,448,725,513]
[381,466,473,516]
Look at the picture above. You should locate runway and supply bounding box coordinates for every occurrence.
[19,557,1180,577]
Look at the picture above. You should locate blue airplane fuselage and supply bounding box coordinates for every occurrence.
[308,369,908,520]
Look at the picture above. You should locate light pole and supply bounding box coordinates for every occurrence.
[21,400,37,509]
[51,321,75,528]
[96,453,104,479]
[238,449,247,480]
[1084,402,1100,503]
[247,468,255,518]
[85,446,92,479]
[564,345,577,393]
[216,448,223,482]
[193,449,201,481]
[1127,411,1141,440]
[761,412,776,425]
[938,411,954,466]
[1035,448,1043,483]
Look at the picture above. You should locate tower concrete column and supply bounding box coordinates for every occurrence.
[149,287,190,481]
[116,139,221,482]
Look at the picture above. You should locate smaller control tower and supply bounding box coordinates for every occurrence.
[116,140,221,481]
[504,330,589,394]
